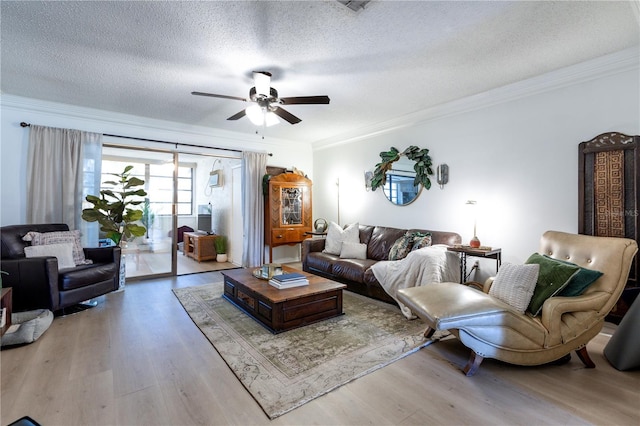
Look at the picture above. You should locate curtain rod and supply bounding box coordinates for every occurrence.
[19,122,272,156]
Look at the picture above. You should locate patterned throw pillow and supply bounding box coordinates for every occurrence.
[23,230,91,266]
[322,222,360,256]
[525,253,580,316]
[411,232,432,251]
[488,263,540,314]
[388,231,415,261]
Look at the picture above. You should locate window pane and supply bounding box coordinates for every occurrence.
[177,204,191,215]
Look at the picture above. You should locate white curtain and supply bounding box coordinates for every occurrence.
[241,151,268,267]
[26,125,103,247]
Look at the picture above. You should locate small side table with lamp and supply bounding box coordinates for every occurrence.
[447,245,502,284]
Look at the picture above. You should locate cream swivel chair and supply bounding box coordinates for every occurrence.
[397,231,637,376]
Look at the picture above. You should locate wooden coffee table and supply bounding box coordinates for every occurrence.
[221,266,347,334]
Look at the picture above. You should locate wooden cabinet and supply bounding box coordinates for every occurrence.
[183,232,217,262]
[265,173,312,262]
[579,132,639,322]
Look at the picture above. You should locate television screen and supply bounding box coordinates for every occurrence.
[197,214,211,234]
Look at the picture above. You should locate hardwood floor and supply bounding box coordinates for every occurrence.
[1,270,638,425]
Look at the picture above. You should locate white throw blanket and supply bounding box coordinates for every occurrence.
[371,245,460,319]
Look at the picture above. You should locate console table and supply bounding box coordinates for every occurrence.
[183,232,217,262]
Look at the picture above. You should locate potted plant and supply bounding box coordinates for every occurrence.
[82,165,147,291]
[82,165,147,247]
[214,235,227,262]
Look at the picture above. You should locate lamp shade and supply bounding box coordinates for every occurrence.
[246,104,264,125]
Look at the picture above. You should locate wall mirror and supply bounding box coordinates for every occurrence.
[371,146,433,206]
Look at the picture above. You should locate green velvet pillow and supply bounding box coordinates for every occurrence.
[543,255,603,297]
[525,253,580,316]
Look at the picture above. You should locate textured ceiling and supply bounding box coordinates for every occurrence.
[1,1,638,145]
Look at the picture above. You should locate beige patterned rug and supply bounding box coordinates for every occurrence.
[173,282,434,419]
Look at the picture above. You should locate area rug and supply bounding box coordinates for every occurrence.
[173,282,435,419]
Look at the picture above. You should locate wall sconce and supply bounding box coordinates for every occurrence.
[364,170,373,191]
[437,164,449,189]
[466,200,481,248]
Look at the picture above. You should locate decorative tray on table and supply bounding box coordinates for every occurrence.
[252,263,282,280]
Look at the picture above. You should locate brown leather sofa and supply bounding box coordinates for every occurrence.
[1,223,121,313]
[302,224,461,303]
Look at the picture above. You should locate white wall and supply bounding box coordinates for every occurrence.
[312,59,639,282]
[0,95,313,263]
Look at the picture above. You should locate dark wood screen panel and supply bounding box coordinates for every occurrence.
[579,132,639,322]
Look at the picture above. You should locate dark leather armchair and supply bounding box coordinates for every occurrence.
[0,223,121,313]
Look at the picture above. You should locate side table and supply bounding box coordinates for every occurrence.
[447,246,502,284]
[1,287,13,336]
[184,232,218,262]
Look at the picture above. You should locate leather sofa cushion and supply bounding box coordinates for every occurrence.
[332,258,377,284]
[358,225,375,246]
[306,252,338,273]
[367,226,407,261]
[59,262,118,291]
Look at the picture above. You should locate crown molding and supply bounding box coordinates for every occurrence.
[0,94,300,150]
[312,47,640,151]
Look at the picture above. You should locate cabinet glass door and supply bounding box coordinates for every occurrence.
[281,187,303,225]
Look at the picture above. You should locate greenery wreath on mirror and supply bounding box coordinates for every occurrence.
[370,146,434,191]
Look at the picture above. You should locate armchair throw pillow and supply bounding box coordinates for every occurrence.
[488,263,539,314]
[323,222,359,256]
[23,230,92,266]
[543,255,603,297]
[24,242,76,269]
[525,253,580,316]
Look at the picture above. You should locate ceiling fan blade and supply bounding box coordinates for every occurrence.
[253,71,272,97]
[227,110,247,120]
[272,107,302,125]
[192,91,247,102]
[279,95,330,105]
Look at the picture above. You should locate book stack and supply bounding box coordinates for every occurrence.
[268,272,309,289]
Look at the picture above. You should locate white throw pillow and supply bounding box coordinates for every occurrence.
[488,263,539,314]
[22,230,91,265]
[24,243,76,269]
[323,222,360,255]
[339,242,368,259]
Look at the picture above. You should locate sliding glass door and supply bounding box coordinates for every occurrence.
[99,145,241,279]
[102,147,175,278]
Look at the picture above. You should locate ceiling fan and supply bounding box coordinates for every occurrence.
[192,71,330,126]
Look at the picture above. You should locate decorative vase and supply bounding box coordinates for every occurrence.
[216,253,228,263]
[117,243,126,291]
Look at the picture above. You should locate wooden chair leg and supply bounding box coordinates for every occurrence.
[463,351,484,376]
[575,346,596,368]
[424,327,436,338]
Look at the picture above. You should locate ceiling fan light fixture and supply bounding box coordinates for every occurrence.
[264,111,280,127]
[246,104,264,125]
[253,71,271,97]
[246,104,280,127]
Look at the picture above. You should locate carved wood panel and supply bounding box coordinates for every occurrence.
[579,132,639,322]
